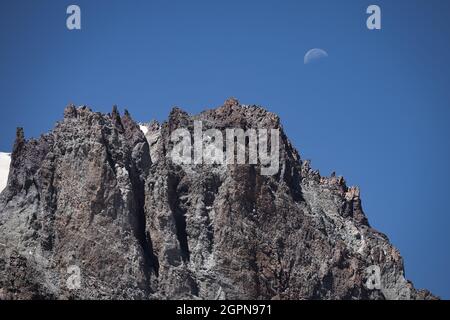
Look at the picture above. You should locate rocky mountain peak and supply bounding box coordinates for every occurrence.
[0,100,437,300]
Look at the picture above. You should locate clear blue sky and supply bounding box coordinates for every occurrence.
[1,0,449,298]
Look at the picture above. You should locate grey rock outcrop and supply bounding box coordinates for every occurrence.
[0,99,437,300]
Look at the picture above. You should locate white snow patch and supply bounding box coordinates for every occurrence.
[0,152,11,192]
[139,125,148,135]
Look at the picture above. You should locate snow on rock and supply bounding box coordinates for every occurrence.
[0,152,11,192]
[139,125,148,135]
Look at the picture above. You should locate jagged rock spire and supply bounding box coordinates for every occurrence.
[111,105,124,132]
[224,97,240,108]
[64,104,77,118]
[12,127,25,156]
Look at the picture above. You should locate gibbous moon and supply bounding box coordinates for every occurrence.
[304,48,328,64]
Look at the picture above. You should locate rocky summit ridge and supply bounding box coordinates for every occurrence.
[0,99,437,300]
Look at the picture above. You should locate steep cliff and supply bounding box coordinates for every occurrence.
[0,99,436,300]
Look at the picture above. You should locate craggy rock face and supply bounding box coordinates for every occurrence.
[0,99,437,300]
